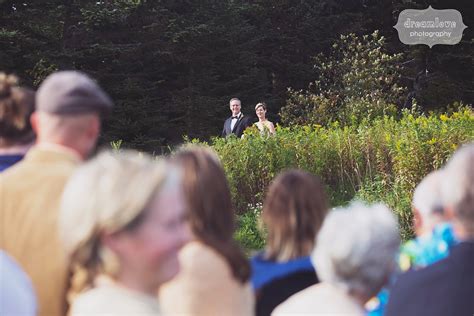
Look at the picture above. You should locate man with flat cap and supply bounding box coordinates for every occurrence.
[0,71,113,316]
[222,98,254,138]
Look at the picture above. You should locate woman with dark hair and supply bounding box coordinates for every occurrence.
[251,169,329,316]
[254,102,275,135]
[0,73,35,171]
[159,146,254,315]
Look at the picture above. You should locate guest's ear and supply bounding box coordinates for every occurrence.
[30,112,39,133]
[444,205,455,221]
[412,207,423,232]
[86,116,100,141]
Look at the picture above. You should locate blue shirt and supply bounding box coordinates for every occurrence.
[250,252,315,290]
[0,154,24,172]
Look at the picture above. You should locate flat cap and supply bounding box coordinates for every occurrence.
[36,71,113,116]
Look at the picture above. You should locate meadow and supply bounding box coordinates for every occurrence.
[187,109,474,251]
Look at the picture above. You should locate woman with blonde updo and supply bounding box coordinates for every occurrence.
[60,150,190,315]
[0,73,35,171]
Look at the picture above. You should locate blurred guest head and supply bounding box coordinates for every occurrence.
[172,145,250,282]
[312,202,400,304]
[263,169,328,261]
[412,169,446,236]
[442,143,474,240]
[60,151,189,298]
[0,73,35,151]
[32,71,113,159]
[0,250,37,316]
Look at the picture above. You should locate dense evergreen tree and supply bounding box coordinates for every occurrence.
[1,0,472,151]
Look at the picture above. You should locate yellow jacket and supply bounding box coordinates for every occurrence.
[0,145,80,316]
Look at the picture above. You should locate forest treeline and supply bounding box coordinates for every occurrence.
[1,0,472,151]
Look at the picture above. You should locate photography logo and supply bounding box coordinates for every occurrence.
[394,6,467,48]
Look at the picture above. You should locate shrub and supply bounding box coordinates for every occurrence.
[234,204,265,255]
[280,31,406,126]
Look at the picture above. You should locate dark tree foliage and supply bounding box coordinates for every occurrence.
[0,0,472,151]
[365,0,473,111]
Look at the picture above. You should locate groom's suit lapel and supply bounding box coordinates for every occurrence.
[226,117,232,134]
[231,114,244,133]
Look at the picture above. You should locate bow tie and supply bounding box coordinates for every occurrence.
[232,116,240,119]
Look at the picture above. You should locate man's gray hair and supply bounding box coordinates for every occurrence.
[441,143,474,234]
[229,97,241,104]
[312,202,400,297]
[412,169,445,222]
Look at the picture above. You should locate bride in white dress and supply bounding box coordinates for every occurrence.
[254,102,275,135]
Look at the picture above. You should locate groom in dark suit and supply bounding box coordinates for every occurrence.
[221,97,254,138]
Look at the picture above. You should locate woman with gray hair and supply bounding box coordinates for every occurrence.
[273,202,400,315]
[60,150,190,315]
[386,143,474,316]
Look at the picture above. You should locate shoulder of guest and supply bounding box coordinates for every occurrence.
[180,241,229,272]
[71,281,160,315]
[272,284,317,315]
[32,144,82,162]
[178,241,237,283]
[391,259,449,298]
[70,287,113,314]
